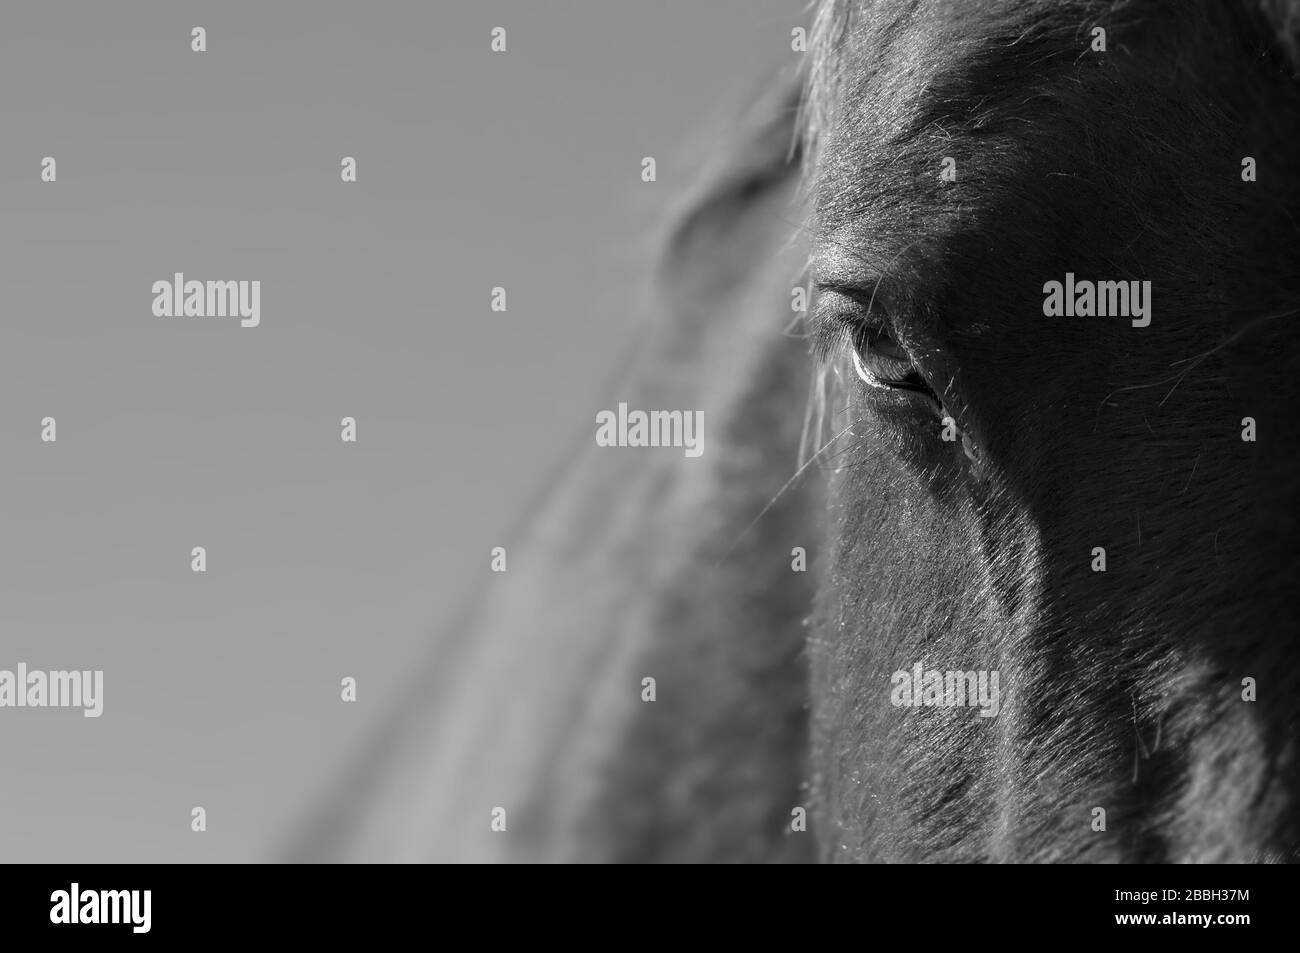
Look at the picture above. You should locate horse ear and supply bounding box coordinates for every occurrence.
[1258,0,1300,74]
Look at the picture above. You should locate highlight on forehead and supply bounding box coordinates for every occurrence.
[800,0,1300,171]
[797,0,1107,220]
[800,0,1037,167]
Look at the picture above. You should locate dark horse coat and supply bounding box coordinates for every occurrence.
[292,0,1300,863]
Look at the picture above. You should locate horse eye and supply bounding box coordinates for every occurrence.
[847,319,937,402]
[851,322,910,371]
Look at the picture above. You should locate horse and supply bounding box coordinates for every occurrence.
[288,0,1300,863]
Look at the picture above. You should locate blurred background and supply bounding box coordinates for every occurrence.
[0,0,798,861]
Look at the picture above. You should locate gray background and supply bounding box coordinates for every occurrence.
[0,1,797,861]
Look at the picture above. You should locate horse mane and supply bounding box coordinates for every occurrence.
[284,65,817,862]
